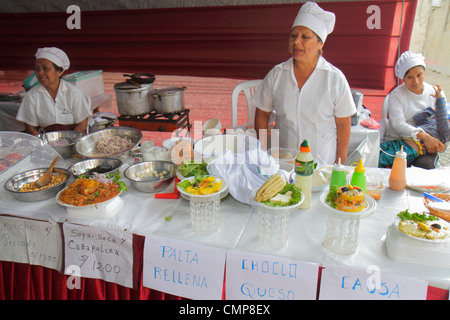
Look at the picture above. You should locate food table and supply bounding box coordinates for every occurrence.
[0,132,449,300]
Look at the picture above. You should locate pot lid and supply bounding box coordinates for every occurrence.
[152,86,186,96]
[114,81,152,90]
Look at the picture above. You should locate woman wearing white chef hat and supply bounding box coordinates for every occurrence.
[16,47,91,135]
[380,51,447,169]
[253,1,355,165]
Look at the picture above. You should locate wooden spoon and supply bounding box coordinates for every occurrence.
[35,157,59,188]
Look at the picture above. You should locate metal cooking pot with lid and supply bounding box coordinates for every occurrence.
[114,81,154,116]
[152,86,186,115]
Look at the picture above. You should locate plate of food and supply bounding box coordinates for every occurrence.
[320,184,376,219]
[395,210,450,242]
[56,173,127,218]
[251,173,303,210]
[176,175,227,201]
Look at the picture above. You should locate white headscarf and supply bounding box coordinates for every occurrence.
[35,47,70,71]
[292,1,336,43]
[395,51,426,79]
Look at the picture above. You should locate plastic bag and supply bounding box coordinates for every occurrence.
[207,148,290,205]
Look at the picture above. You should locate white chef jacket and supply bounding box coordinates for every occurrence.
[384,82,444,141]
[252,56,356,164]
[16,79,92,128]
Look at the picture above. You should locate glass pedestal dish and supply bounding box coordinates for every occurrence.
[251,188,304,250]
[319,192,377,255]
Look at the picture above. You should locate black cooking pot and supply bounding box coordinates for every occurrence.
[123,73,156,85]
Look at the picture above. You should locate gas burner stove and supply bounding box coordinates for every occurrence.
[118,109,191,132]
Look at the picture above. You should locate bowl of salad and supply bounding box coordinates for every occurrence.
[176,159,210,180]
[176,175,228,201]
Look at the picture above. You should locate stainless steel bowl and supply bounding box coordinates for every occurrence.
[68,158,123,178]
[44,130,84,158]
[124,161,176,193]
[74,126,143,159]
[4,168,70,202]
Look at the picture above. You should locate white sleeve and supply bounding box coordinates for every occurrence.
[16,92,39,126]
[333,72,356,118]
[251,69,275,113]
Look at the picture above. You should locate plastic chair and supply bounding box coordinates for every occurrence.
[231,79,262,129]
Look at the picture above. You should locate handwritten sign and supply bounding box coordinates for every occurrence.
[63,223,133,288]
[0,215,62,271]
[319,263,428,300]
[143,235,227,300]
[226,250,319,300]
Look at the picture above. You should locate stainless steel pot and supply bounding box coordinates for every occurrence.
[152,86,186,114]
[114,82,154,116]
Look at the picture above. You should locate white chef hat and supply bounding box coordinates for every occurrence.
[395,51,426,79]
[35,47,70,71]
[292,1,336,43]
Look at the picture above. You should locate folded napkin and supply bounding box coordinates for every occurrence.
[406,167,450,191]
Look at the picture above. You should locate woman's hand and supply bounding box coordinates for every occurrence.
[417,130,445,154]
[431,84,443,99]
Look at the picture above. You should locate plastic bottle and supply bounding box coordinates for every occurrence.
[295,140,314,209]
[389,145,407,191]
[350,158,367,192]
[330,157,347,189]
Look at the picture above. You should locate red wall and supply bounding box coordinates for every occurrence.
[0,1,417,120]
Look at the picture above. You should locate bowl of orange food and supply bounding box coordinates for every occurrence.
[56,176,125,217]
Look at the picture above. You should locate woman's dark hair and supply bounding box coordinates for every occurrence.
[52,63,64,73]
[404,65,425,78]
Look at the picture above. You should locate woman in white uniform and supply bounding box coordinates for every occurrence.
[16,47,91,135]
[253,2,355,165]
[380,51,446,169]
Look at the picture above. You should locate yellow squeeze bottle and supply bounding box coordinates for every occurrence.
[350,158,367,192]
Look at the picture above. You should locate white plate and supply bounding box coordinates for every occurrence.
[56,188,123,218]
[394,216,450,243]
[319,191,377,219]
[250,187,304,211]
[177,176,228,201]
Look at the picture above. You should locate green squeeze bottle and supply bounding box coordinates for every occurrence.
[330,157,347,189]
[350,158,367,192]
[295,140,314,209]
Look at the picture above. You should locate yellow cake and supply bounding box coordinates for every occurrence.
[335,185,366,212]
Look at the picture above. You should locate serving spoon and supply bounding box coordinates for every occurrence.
[35,157,59,188]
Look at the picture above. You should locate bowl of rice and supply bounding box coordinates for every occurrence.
[74,126,143,160]
[4,167,70,201]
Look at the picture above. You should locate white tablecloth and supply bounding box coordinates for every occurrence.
[347,121,380,168]
[0,132,448,291]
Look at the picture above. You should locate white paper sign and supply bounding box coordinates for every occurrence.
[319,263,428,300]
[226,250,319,300]
[63,223,134,288]
[143,235,227,300]
[0,215,62,271]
